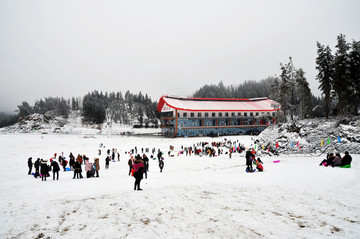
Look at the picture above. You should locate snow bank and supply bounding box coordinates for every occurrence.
[257,117,360,155]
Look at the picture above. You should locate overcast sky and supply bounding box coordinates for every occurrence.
[1,0,359,113]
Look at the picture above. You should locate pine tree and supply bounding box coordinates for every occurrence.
[17,101,32,118]
[316,42,334,118]
[333,34,353,115]
[279,61,290,122]
[349,40,360,114]
[296,68,312,119]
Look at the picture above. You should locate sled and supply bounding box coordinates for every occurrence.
[245,169,256,173]
[339,165,351,168]
[273,160,280,163]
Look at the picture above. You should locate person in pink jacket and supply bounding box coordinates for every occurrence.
[84,158,93,178]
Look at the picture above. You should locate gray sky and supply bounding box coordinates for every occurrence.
[1,0,359,113]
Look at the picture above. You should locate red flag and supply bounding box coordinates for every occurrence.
[267,146,270,153]
[296,141,299,147]
[276,142,279,148]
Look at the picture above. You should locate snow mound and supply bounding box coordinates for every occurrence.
[257,117,360,155]
[0,111,160,135]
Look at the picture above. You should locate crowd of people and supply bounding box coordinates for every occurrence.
[26,138,354,190]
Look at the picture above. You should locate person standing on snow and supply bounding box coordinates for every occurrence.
[94,158,100,177]
[27,157,33,175]
[50,159,60,180]
[142,154,149,179]
[128,155,134,176]
[245,150,254,172]
[40,159,49,181]
[105,156,111,169]
[85,158,93,178]
[133,158,144,191]
[159,157,164,172]
[73,159,83,179]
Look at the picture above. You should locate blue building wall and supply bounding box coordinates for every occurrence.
[161,117,270,137]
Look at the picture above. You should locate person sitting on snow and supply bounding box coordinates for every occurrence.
[341,151,352,166]
[333,153,342,166]
[319,153,335,167]
[255,159,263,172]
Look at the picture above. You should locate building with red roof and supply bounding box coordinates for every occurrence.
[157,96,280,137]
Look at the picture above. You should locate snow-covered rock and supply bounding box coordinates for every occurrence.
[257,117,360,155]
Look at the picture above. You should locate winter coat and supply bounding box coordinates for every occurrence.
[28,158,32,168]
[94,158,100,171]
[245,151,253,166]
[105,156,111,165]
[40,160,49,175]
[341,154,352,166]
[84,159,92,172]
[128,159,133,167]
[133,161,144,179]
[74,161,82,172]
[256,163,263,172]
[333,156,342,166]
[35,159,40,172]
[51,161,60,172]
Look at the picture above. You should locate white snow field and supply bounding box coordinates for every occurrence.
[0,134,359,239]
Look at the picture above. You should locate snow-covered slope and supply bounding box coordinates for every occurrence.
[0,111,160,135]
[257,117,360,155]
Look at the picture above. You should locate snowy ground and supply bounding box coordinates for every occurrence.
[0,134,359,239]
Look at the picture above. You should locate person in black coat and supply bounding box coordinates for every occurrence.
[159,158,164,172]
[245,150,254,172]
[142,154,149,179]
[105,156,111,169]
[40,159,49,181]
[34,158,40,173]
[50,159,60,180]
[28,157,33,175]
[73,160,83,179]
[341,151,352,166]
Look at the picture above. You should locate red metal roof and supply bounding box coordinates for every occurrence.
[157,96,280,112]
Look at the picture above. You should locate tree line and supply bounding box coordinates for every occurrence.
[193,34,359,122]
[0,91,159,128]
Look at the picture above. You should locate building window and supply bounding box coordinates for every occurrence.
[225,112,229,117]
[183,112,187,117]
[238,112,242,116]
[220,121,225,126]
[177,113,180,118]
[231,112,235,117]
[272,112,275,116]
[179,122,184,127]
[212,113,216,117]
[198,113,202,117]
[190,113,194,117]
[256,112,259,116]
[244,112,247,117]
[250,112,254,116]
[219,113,223,117]
[205,112,209,117]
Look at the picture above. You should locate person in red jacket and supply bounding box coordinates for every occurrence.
[256,159,263,172]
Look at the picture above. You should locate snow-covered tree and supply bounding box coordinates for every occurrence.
[316,42,334,118]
